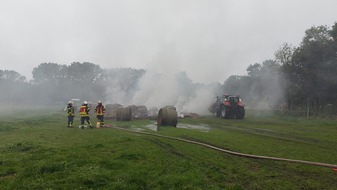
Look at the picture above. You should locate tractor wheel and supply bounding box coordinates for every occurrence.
[214,105,221,117]
[236,107,245,119]
[221,106,229,119]
[214,108,220,117]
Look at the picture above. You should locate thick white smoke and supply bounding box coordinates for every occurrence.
[132,70,180,108]
[105,65,218,115]
[131,70,216,115]
[179,87,214,115]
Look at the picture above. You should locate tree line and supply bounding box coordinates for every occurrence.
[0,62,145,105]
[223,22,337,115]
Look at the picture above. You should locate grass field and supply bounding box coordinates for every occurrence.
[1,106,337,189]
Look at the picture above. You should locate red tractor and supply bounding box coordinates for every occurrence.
[213,95,245,119]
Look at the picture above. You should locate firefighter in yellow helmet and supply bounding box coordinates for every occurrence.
[95,100,105,127]
[67,101,75,128]
[79,101,92,129]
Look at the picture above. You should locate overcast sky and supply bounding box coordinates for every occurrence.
[1,0,336,83]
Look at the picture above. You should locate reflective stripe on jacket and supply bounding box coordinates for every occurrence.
[79,105,90,117]
[67,105,75,116]
[95,105,105,116]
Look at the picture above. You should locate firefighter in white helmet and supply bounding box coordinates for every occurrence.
[95,100,105,127]
[67,101,75,128]
[79,101,92,129]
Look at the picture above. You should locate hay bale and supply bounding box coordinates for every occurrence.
[134,105,148,119]
[126,105,149,119]
[116,107,132,121]
[148,107,159,120]
[105,103,122,119]
[157,106,178,127]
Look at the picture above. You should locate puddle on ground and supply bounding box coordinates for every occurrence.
[143,122,210,132]
[177,124,210,132]
[143,123,158,131]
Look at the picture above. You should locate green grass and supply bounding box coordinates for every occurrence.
[1,106,337,189]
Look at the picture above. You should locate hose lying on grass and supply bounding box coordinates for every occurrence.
[113,126,337,170]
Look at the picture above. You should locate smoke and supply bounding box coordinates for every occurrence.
[243,65,285,110]
[132,70,179,108]
[179,87,215,115]
[105,85,129,105]
[131,69,217,114]
[102,42,218,115]
[105,58,219,115]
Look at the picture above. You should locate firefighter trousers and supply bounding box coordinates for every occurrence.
[96,115,104,125]
[80,116,92,127]
[68,116,74,127]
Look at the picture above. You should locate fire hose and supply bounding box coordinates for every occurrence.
[113,126,337,170]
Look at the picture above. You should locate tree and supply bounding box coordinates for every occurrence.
[223,60,284,108]
[0,70,26,82]
[223,75,249,96]
[330,22,337,42]
[275,43,295,110]
[0,70,30,103]
[64,62,106,102]
[246,63,261,78]
[32,63,65,84]
[66,62,105,85]
[31,63,66,103]
[289,25,337,114]
[30,62,107,103]
[101,67,144,103]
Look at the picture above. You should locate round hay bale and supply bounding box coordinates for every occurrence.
[164,106,176,110]
[105,103,122,119]
[148,107,159,120]
[116,107,132,121]
[133,105,148,119]
[157,106,178,127]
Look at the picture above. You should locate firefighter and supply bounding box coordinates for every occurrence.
[95,100,105,127]
[67,101,75,128]
[79,101,92,129]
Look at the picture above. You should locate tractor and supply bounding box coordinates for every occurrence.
[213,94,245,119]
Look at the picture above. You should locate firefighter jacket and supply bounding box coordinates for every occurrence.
[95,104,105,116]
[67,105,75,116]
[79,105,90,117]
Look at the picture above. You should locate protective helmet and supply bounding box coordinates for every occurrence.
[68,101,72,105]
[98,100,102,104]
[83,101,88,105]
